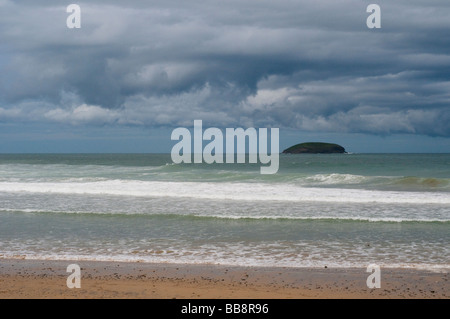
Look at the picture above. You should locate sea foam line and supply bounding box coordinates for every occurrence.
[1,254,448,272]
[1,209,448,223]
[0,181,449,204]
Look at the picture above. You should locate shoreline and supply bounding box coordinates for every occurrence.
[0,259,447,299]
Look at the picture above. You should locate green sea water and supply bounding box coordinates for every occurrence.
[0,153,448,270]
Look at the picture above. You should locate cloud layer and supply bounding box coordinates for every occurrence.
[0,0,449,136]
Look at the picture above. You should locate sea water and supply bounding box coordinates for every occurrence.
[0,153,448,270]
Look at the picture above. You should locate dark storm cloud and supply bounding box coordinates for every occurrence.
[0,0,449,136]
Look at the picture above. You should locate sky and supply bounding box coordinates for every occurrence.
[0,0,449,153]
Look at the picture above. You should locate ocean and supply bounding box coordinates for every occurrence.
[0,153,448,271]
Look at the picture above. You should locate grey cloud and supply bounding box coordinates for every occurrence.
[0,0,449,137]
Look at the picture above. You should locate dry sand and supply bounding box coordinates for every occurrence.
[0,259,447,299]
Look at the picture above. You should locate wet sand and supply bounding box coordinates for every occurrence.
[0,259,447,299]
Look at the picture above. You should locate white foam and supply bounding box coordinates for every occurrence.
[1,253,448,273]
[304,173,368,185]
[1,208,448,223]
[197,214,449,223]
[0,180,449,204]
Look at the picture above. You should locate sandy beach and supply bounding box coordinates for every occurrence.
[0,259,447,299]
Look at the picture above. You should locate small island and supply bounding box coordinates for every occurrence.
[282,142,346,154]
